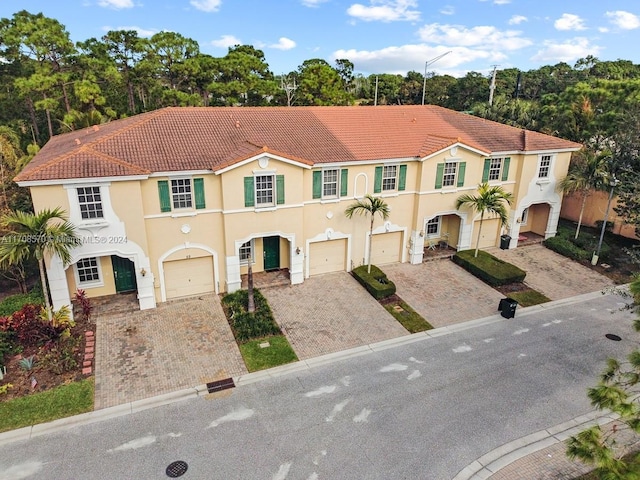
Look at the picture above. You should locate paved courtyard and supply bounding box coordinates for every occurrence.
[94,294,247,409]
[261,272,409,360]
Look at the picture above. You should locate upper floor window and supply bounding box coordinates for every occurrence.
[313,169,348,199]
[374,164,407,193]
[75,257,101,285]
[244,174,284,208]
[77,186,103,220]
[157,178,205,213]
[171,179,192,209]
[435,161,466,189]
[239,240,254,264]
[482,157,511,183]
[538,155,552,178]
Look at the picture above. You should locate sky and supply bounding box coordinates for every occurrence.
[2,0,640,77]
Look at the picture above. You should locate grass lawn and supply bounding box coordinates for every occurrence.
[506,289,551,307]
[381,296,433,333]
[0,378,94,433]
[239,335,298,372]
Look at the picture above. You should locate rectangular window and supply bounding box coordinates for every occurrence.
[77,187,103,220]
[323,169,338,197]
[171,179,192,209]
[426,216,441,236]
[382,165,397,191]
[520,207,529,225]
[442,162,457,187]
[538,155,552,178]
[255,175,274,205]
[489,158,502,181]
[239,240,253,264]
[76,257,100,284]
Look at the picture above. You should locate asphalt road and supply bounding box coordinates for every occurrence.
[0,292,637,480]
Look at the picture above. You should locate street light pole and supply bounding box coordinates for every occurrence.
[421,51,452,106]
[592,176,619,265]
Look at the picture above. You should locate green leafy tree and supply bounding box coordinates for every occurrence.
[558,149,611,239]
[456,183,513,257]
[566,276,640,479]
[297,59,352,106]
[345,194,390,274]
[0,208,80,318]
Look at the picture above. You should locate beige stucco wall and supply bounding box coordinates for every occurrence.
[65,255,116,298]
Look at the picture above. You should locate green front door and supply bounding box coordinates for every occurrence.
[263,236,280,271]
[111,256,137,293]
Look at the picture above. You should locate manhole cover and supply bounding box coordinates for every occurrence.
[166,461,188,478]
[605,334,622,341]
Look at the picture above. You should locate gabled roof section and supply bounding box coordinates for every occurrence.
[16,105,582,183]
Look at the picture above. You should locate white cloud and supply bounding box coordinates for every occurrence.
[493,0,510,4]
[301,0,328,6]
[102,25,157,37]
[606,10,640,30]
[211,34,241,48]
[190,0,222,13]
[508,15,527,25]
[531,37,601,63]
[269,37,296,50]
[347,0,420,22]
[554,13,587,31]
[98,0,134,9]
[598,27,609,33]
[440,5,455,15]
[418,23,532,50]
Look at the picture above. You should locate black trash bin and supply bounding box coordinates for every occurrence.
[498,297,518,318]
[500,234,511,250]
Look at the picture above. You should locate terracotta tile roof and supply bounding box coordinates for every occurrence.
[15,105,582,182]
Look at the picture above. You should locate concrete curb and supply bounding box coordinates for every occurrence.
[0,287,616,446]
[452,411,618,480]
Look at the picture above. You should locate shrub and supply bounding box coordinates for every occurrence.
[543,236,591,262]
[39,336,80,375]
[2,304,64,348]
[73,289,93,323]
[351,265,396,299]
[0,292,44,317]
[452,250,526,286]
[222,289,281,342]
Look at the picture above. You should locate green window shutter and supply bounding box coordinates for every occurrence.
[398,164,407,191]
[158,180,171,212]
[482,159,491,182]
[435,163,444,189]
[502,157,511,181]
[276,175,285,205]
[340,169,348,197]
[193,178,205,209]
[244,177,254,207]
[312,171,322,199]
[374,166,383,193]
[457,162,466,187]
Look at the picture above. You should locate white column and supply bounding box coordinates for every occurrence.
[409,230,425,264]
[226,255,241,293]
[48,257,73,319]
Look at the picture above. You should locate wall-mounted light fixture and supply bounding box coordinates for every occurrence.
[295,247,301,255]
[140,268,147,277]
[419,230,425,237]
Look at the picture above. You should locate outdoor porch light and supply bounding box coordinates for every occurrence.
[140,268,147,277]
[295,247,301,255]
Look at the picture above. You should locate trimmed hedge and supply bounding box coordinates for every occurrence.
[221,289,281,342]
[543,236,591,262]
[352,265,396,299]
[452,250,526,286]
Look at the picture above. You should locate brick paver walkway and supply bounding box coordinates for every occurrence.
[488,244,614,300]
[94,294,247,409]
[261,272,409,360]
[382,261,505,328]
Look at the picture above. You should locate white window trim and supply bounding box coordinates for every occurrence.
[442,161,458,188]
[536,154,554,179]
[425,216,441,238]
[170,177,194,210]
[382,164,399,192]
[488,158,503,182]
[74,257,104,288]
[254,173,276,208]
[322,168,340,199]
[76,185,105,221]
[520,207,529,226]
[239,239,255,265]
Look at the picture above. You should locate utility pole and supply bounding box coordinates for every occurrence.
[374,76,379,106]
[488,65,498,106]
[421,51,452,106]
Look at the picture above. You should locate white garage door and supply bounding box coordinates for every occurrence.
[164,256,215,299]
[370,231,402,265]
[309,239,347,276]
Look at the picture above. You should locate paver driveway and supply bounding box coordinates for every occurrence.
[261,272,409,360]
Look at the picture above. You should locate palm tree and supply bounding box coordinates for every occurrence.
[456,183,514,257]
[558,149,610,240]
[345,194,390,273]
[0,208,81,318]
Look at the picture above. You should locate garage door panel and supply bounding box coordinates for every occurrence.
[164,256,214,299]
[309,239,346,276]
[370,231,402,265]
[476,218,500,249]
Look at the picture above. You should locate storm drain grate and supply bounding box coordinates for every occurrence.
[605,334,622,341]
[206,377,235,393]
[166,460,188,477]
